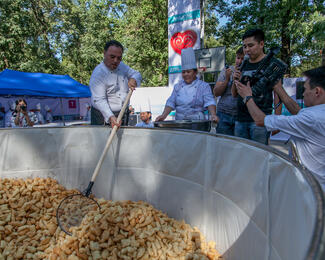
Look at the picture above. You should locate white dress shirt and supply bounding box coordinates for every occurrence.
[265,104,325,190]
[89,61,142,123]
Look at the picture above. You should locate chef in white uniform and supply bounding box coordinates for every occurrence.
[89,40,142,127]
[135,101,154,128]
[156,48,218,122]
[35,103,45,124]
[45,105,53,123]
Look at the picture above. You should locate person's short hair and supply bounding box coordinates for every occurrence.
[236,46,244,55]
[104,40,124,52]
[303,66,325,90]
[242,28,265,42]
[16,99,27,106]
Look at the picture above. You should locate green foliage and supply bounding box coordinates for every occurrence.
[113,0,168,87]
[1,0,323,86]
[0,0,61,73]
[0,0,167,86]
[206,0,325,77]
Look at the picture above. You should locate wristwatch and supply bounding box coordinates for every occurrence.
[243,95,253,104]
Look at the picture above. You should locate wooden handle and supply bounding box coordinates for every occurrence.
[90,90,133,182]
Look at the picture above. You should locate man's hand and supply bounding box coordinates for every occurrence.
[235,80,252,98]
[128,78,137,90]
[225,67,232,81]
[155,115,166,122]
[233,67,241,81]
[109,116,121,128]
[21,109,28,116]
[210,115,219,123]
[271,130,280,136]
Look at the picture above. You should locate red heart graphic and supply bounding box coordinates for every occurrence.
[170,30,197,55]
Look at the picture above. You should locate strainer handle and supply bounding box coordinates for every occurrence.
[85,90,133,196]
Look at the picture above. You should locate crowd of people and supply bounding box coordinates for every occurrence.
[2,31,324,190]
[0,100,54,128]
[88,35,324,191]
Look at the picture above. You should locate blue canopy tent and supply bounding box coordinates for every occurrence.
[0,69,90,97]
[0,69,91,125]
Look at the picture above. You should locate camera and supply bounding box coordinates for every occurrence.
[240,47,287,97]
[20,105,27,111]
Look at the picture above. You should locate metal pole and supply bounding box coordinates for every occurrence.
[200,0,205,48]
[60,98,66,126]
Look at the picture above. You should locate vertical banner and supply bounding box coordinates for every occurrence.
[168,0,201,87]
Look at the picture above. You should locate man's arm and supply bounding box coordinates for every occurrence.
[213,68,231,97]
[273,81,283,115]
[231,68,241,97]
[273,82,301,115]
[121,62,142,88]
[155,106,173,121]
[235,80,266,126]
[89,70,114,123]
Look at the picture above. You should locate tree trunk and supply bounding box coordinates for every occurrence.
[322,48,325,66]
[4,57,9,68]
[258,0,265,26]
[280,8,291,76]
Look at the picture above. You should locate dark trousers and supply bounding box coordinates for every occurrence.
[91,107,129,126]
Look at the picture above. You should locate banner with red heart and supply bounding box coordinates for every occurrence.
[170,30,197,55]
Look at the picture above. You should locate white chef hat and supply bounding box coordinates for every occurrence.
[181,47,197,71]
[10,101,16,110]
[45,105,50,111]
[36,103,41,110]
[139,99,151,113]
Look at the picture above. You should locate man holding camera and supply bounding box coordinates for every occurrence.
[232,28,282,144]
[235,66,325,190]
[11,99,38,127]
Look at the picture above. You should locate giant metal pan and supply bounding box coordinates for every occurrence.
[0,127,324,260]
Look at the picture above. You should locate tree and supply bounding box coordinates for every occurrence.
[113,0,168,87]
[0,0,61,73]
[206,0,325,76]
[54,0,119,84]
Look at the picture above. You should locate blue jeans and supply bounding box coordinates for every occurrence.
[234,121,270,145]
[216,111,236,136]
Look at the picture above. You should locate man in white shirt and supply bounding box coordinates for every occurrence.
[89,40,142,127]
[235,66,325,190]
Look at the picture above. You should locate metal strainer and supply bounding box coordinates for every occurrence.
[56,90,133,235]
